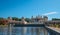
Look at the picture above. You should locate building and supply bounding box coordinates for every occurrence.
[31,15,48,23]
[7,17,27,24]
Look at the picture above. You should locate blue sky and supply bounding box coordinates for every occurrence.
[0,0,60,20]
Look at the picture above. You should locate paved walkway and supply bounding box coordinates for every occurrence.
[46,26,60,33]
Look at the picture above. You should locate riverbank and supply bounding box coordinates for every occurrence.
[46,26,60,33]
[0,25,8,27]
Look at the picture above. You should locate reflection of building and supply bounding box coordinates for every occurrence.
[31,15,48,23]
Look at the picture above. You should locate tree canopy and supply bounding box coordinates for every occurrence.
[12,17,31,22]
[52,18,60,20]
[25,18,31,22]
[12,17,21,21]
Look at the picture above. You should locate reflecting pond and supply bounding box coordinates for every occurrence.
[0,26,50,35]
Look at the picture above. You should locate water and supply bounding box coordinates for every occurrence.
[0,26,49,35]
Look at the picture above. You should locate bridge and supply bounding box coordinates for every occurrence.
[9,22,45,27]
[7,20,60,27]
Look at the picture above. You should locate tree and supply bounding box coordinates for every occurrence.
[12,17,19,21]
[12,17,22,21]
[52,18,60,20]
[0,19,8,25]
[0,17,4,20]
[19,18,21,21]
[0,17,5,25]
[25,18,31,22]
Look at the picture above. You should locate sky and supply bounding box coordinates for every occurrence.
[0,0,60,20]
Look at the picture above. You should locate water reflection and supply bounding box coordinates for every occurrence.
[21,27,27,35]
[0,26,8,35]
[0,27,49,35]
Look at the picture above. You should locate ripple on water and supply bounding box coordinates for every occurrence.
[0,27,49,35]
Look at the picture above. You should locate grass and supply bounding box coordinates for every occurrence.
[0,25,8,27]
[48,24,60,28]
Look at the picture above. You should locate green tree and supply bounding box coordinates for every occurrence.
[25,18,31,22]
[52,18,60,20]
[0,17,4,20]
[19,18,21,21]
[12,17,19,21]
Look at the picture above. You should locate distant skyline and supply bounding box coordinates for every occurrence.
[0,0,60,20]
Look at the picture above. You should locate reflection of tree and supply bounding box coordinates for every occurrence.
[35,27,40,35]
[0,26,4,35]
[21,27,27,35]
[27,27,29,33]
[21,27,24,35]
[44,28,48,35]
[31,27,34,35]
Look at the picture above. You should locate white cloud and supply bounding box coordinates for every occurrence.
[42,12,58,16]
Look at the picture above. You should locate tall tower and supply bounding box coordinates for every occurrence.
[31,16,34,22]
[31,16,34,20]
[21,17,25,22]
[36,15,42,22]
[43,16,48,21]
